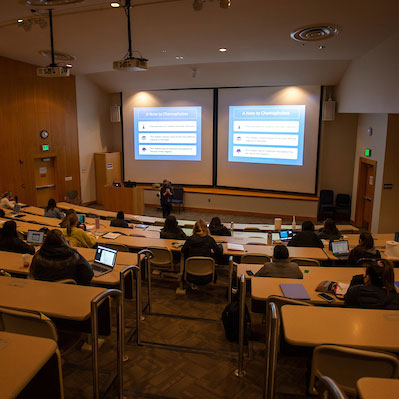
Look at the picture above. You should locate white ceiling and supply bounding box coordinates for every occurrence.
[0,0,398,92]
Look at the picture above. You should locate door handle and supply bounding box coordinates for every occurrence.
[363,196,372,201]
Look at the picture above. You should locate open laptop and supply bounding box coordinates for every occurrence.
[77,214,86,224]
[10,204,21,215]
[91,245,117,277]
[279,230,293,242]
[331,240,350,258]
[27,230,45,245]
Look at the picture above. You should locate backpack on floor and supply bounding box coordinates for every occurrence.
[221,299,251,343]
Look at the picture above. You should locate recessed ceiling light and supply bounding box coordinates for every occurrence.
[17,19,24,23]
[318,45,325,50]
[110,2,120,7]
[175,56,184,60]
[219,47,227,52]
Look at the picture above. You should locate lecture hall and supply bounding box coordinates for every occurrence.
[0,0,398,398]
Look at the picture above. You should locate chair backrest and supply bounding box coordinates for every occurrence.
[101,243,129,252]
[66,190,78,200]
[55,279,77,285]
[335,194,350,207]
[184,256,215,279]
[0,306,58,341]
[356,257,380,266]
[310,345,399,395]
[172,187,184,202]
[241,253,270,264]
[316,376,348,399]
[290,257,320,266]
[266,295,312,323]
[153,220,165,226]
[319,190,334,205]
[148,246,174,269]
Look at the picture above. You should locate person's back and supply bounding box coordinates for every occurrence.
[317,218,341,240]
[30,229,93,285]
[110,211,130,228]
[160,215,187,240]
[255,245,303,279]
[344,260,397,309]
[44,207,64,219]
[63,213,96,248]
[209,217,231,237]
[288,220,323,248]
[0,220,35,255]
[0,192,13,209]
[348,232,381,265]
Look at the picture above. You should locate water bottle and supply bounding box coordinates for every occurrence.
[267,232,272,245]
[231,221,234,234]
[292,215,296,230]
[95,217,100,230]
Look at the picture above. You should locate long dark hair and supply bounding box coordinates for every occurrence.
[64,213,78,236]
[366,260,395,293]
[46,198,57,212]
[209,217,222,229]
[323,218,339,235]
[163,215,179,233]
[0,220,18,242]
[60,209,76,228]
[359,232,374,250]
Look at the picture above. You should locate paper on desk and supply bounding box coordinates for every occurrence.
[86,224,95,231]
[227,243,244,251]
[335,282,350,296]
[102,232,121,240]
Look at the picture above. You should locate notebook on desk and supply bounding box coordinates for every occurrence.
[280,283,310,300]
[227,243,244,251]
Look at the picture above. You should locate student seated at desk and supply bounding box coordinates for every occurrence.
[209,217,231,237]
[0,209,5,218]
[182,219,223,286]
[63,213,96,248]
[317,218,341,240]
[0,220,35,255]
[344,260,397,309]
[110,211,130,228]
[44,198,65,219]
[160,215,186,240]
[288,220,324,248]
[0,192,14,209]
[255,245,303,279]
[30,229,93,285]
[60,209,86,230]
[348,232,381,265]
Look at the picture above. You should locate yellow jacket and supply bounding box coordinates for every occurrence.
[64,227,97,248]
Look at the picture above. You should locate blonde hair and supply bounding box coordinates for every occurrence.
[193,219,209,237]
[65,213,78,236]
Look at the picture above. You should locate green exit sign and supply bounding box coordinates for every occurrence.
[365,148,372,157]
[41,144,50,151]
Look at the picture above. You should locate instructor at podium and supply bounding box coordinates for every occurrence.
[160,180,173,218]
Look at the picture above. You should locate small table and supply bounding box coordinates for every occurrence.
[357,377,399,399]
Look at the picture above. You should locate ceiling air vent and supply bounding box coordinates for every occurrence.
[290,24,340,42]
[39,50,76,61]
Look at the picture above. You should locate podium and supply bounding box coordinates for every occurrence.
[103,185,144,215]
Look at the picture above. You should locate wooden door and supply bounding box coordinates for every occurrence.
[34,157,57,207]
[354,157,377,231]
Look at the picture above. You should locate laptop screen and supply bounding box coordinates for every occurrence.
[332,240,349,255]
[279,230,293,241]
[27,230,44,244]
[78,214,86,224]
[13,204,21,213]
[94,245,117,268]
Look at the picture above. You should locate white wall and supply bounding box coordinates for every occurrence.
[336,32,399,114]
[351,114,388,233]
[75,75,113,203]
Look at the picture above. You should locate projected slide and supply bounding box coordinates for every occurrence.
[228,105,306,166]
[134,106,201,161]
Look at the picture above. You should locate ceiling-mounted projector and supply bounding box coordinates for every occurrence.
[37,65,70,77]
[113,57,148,71]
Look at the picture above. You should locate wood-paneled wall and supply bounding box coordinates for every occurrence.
[0,56,81,205]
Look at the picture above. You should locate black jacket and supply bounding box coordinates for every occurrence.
[317,229,341,240]
[0,237,35,255]
[110,218,130,228]
[209,225,231,237]
[344,284,395,309]
[181,234,223,259]
[30,245,93,285]
[348,246,381,265]
[287,231,324,248]
[160,227,187,240]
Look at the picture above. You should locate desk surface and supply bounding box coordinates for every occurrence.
[357,377,399,399]
[0,331,58,399]
[0,248,137,286]
[0,276,106,320]
[281,305,399,352]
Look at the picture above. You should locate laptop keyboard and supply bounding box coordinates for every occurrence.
[92,265,107,272]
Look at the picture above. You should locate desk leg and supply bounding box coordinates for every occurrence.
[176,252,186,295]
